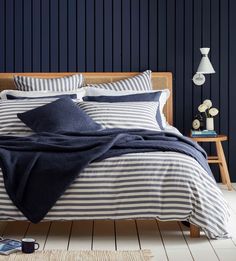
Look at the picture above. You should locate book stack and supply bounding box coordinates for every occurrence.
[0,238,21,255]
[191,130,217,137]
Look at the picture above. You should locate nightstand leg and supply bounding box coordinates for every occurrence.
[219,162,227,184]
[216,141,232,190]
[215,141,226,184]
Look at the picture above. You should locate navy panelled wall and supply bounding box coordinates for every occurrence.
[0,0,236,181]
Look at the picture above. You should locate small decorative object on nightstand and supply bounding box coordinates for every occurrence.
[190,135,232,190]
[192,114,204,131]
[198,99,219,131]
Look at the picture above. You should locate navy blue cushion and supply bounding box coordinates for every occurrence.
[83,92,164,129]
[7,93,77,100]
[83,92,161,102]
[17,97,102,133]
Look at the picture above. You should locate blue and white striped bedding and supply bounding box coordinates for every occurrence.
[0,99,59,135]
[87,70,152,91]
[79,101,162,131]
[0,150,229,239]
[14,74,84,92]
[0,79,230,239]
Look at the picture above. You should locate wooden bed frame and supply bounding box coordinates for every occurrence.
[0,72,173,125]
[0,72,200,238]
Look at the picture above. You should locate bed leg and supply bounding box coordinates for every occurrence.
[190,224,200,238]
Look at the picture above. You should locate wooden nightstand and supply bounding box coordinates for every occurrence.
[190,135,232,190]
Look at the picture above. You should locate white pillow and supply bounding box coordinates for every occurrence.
[78,101,162,131]
[0,88,86,101]
[85,87,170,128]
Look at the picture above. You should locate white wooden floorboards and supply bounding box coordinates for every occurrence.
[69,220,93,250]
[25,222,51,250]
[2,221,29,240]
[136,220,168,261]
[44,221,72,250]
[93,220,115,250]
[0,222,6,237]
[115,220,140,250]
[0,183,236,261]
[158,221,193,261]
[180,222,219,261]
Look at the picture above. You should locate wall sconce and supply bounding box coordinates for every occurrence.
[192,48,215,86]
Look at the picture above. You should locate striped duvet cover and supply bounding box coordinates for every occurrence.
[0,150,229,239]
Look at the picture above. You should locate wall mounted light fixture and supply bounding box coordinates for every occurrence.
[192,48,215,86]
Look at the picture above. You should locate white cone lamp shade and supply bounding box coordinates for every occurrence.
[196,48,215,74]
[193,48,215,86]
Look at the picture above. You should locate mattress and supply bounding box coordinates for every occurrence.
[0,150,230,239]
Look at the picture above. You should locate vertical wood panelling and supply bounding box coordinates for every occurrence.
[86,0,95,72]
[229,0,236,181]
[23,0,32,71]
[5,0,14,72]
[50,0,59,72]
[210,0,220,178]
[166,0,176,122]
[104,0,112,71]
[113,0,122,71]
[113,0,121,71]
[130,0,139,71]
[211,0,220,131]
[202,0,211,103]
[220,0,229,165]
[183,0,193,135]
[175,0,184,131]
[0,0,236,181]
[95,0,104,72]
[139,0,148,71]
[149,0,158,72]
[0,0,5,72]
[201,0,211,156]
[166,0,176,74]
[14,0,23,72]
[122,0,131,72]
[68,0,77,72]
[59,0,67,72]
[41,0,50,72]
[32,0,41,72]
[157,0,167,71]
[193,0,202,119]
[77,0,86,71]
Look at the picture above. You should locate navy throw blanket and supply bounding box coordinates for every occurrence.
[0,129,212,223]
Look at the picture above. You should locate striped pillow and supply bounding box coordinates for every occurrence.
[85,87,170,129]
[13,74,84,92]
[78,101,161,131]
[87,70,152,91]
[0,99,59,135]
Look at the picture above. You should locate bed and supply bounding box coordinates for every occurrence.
[0,72,230,239]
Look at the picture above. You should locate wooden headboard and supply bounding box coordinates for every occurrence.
[0,72,173,125]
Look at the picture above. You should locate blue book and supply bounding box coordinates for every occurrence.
[0,238,21,255]
[191,130,217,137]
